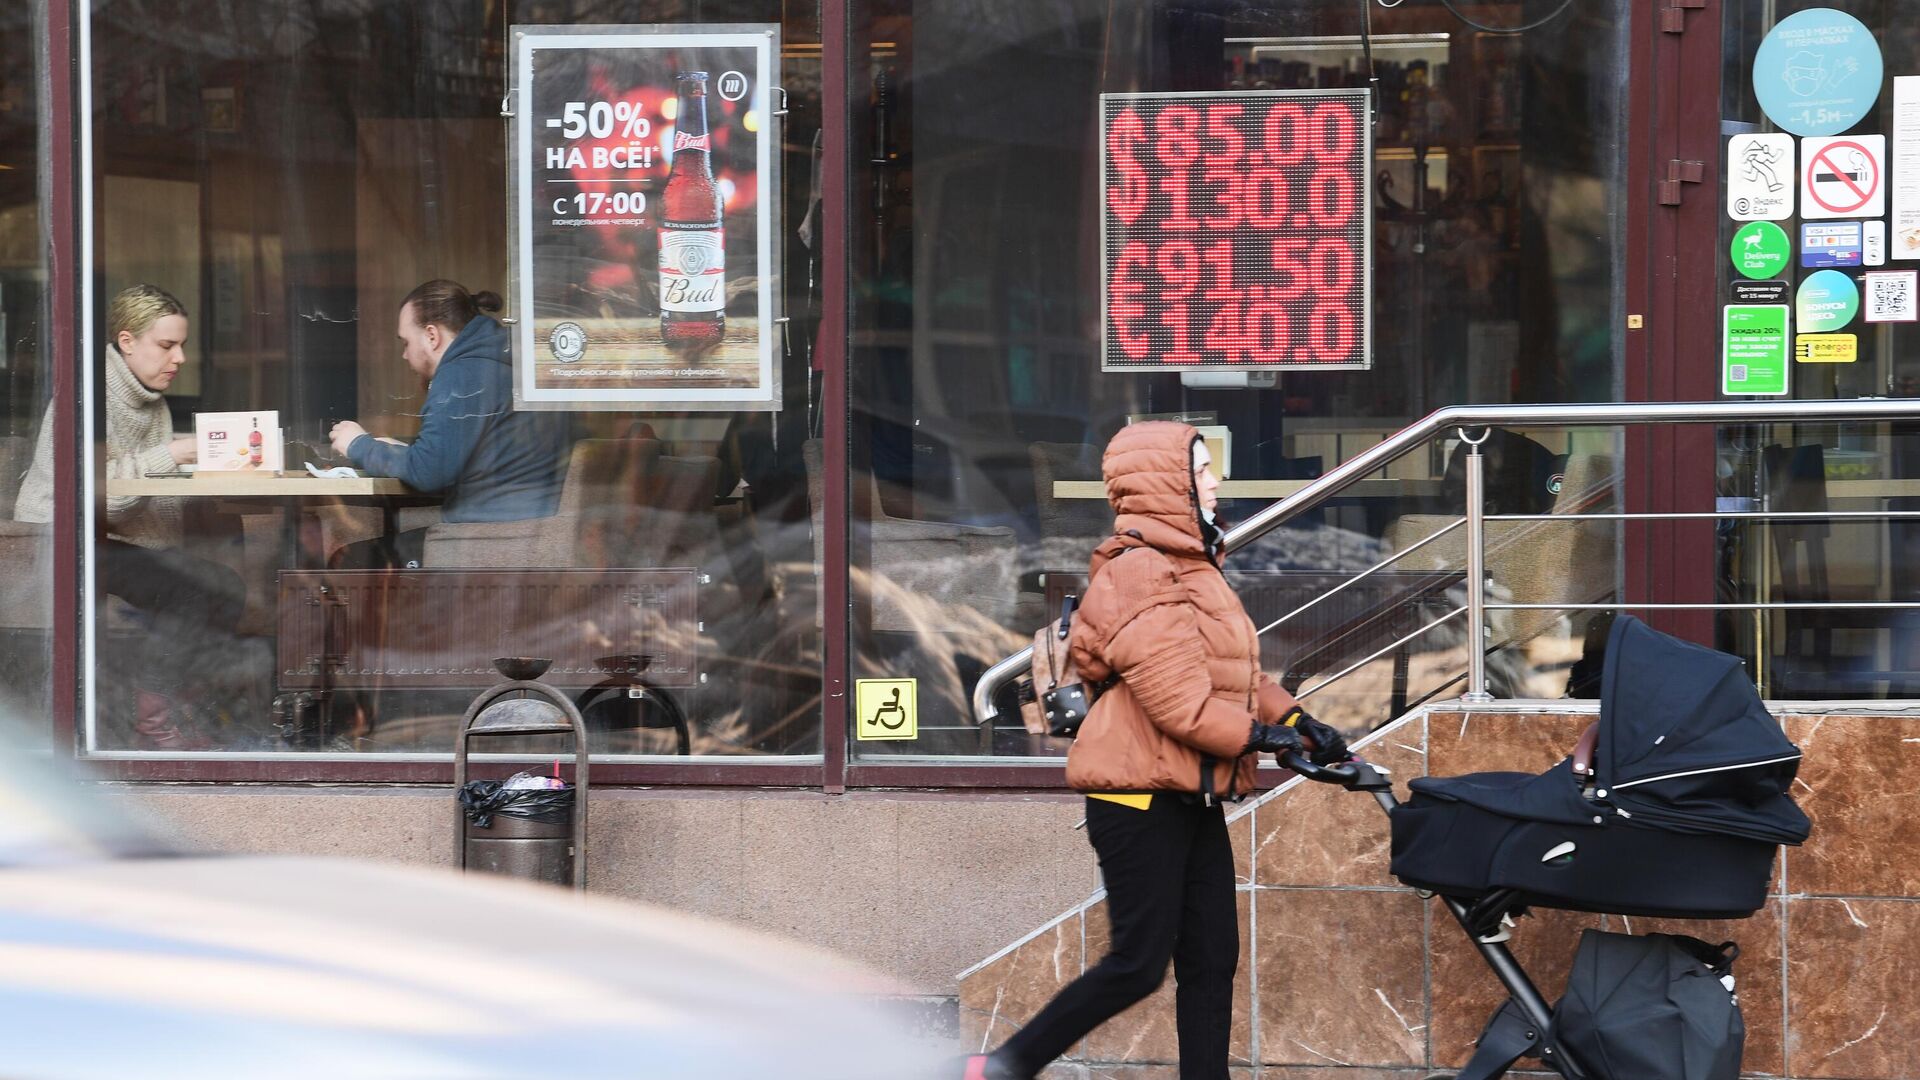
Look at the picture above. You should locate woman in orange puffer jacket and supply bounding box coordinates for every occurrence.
[960,422,1350,1080]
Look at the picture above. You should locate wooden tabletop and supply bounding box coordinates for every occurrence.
[107,473,415,498]
[1052,478,1443,500]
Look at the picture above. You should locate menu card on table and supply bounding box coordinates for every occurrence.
[195,410,284,473]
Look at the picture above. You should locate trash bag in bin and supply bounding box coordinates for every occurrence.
[459,778,574,828]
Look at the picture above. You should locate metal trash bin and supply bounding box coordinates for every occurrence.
[454,657,589,890]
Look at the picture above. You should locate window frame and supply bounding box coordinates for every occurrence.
[34,0,1692,788]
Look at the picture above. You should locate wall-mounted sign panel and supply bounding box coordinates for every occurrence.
[1101,89,1372,372]
[509,24,780,410]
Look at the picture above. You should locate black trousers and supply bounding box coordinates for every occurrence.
[997,795,1238,1080]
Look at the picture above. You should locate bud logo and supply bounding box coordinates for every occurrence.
[673,131,710,153]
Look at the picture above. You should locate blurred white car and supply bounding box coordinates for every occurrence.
[0,742,943,1079]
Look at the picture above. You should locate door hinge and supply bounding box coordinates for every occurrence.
[1658,159,1706,206]
[1662,0,1705,33]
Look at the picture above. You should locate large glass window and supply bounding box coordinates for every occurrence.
[0,1,53,748]
[848,0,1630,759]
[1717,2,1920,698]
[78,0,824,758]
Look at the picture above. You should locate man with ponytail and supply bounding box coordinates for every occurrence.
[330,280,569,565]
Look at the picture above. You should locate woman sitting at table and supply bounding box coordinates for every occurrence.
[16,283,257,748]
[328,279,570,568]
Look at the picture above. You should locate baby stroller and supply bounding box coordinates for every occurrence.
[1286,614,1809,1080]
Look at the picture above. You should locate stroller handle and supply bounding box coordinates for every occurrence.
[1280,752,1399,805]
[1280,751,1361,785]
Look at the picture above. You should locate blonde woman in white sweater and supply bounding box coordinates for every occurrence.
[17,284,196,545]
[18,285,253,748]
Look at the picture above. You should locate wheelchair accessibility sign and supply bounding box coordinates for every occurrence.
[855,679,918,740]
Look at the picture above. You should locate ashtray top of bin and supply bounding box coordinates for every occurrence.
[493,656,554,681]
[466,697,578,737]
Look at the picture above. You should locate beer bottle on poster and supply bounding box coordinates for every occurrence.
[659,71,725,354]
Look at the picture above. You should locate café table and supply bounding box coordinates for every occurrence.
[105,472,432,571]
[105,473,413,498]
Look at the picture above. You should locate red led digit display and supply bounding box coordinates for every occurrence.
[1101,89,1372,371]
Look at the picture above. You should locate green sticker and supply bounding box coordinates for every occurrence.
[1723,305,1789,396]
[1795,269,1860,332]
[1731,221,1791,280]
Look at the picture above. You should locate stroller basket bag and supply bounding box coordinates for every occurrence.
[1390,615,1809,918]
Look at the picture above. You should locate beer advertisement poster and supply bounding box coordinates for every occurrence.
[510,25,780,410]
[1100,88,1372,372]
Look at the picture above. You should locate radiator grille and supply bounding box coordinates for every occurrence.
[277,568,699,690]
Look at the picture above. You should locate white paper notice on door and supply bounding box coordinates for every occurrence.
[1895,76,1920,260]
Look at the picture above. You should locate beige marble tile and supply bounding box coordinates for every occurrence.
[1787,897,1920,1079]
[1782,713,1920,899]
[959,915,1083,1057]
[1255,889,1426,1067]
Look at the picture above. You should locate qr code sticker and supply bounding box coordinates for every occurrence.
[1867,272,1917,322]
[1729,365,1749,383]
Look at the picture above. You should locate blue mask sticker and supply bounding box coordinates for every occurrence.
[1753,9,1883,136]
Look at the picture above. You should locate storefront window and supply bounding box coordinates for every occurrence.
[848,0,1629,759]
[1717,3,1920,698]
[0,1,53,748]
[78,0,824,757]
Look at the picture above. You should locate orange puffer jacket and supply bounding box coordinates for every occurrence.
[1064,422,1301,799]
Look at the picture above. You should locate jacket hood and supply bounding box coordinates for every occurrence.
[441,314,509,370]
[1101,421,1211,562]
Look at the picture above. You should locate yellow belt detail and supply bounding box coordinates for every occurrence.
[1088,793,1154,810]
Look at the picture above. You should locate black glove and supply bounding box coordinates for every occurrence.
[1292,712,1349,765]
[1243,722,1307,756]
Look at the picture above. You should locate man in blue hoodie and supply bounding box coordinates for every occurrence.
[329,280,569,567]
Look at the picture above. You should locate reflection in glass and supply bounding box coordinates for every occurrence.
[850,0,1627,756]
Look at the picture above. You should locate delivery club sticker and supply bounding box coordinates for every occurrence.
[1732,221,1792,280]
[1796,269,1861,332]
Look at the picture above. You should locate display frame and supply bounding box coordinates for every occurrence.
[507,22,784,411]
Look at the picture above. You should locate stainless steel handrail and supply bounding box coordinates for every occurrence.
[971,398,1920,722]
[1255,516,1464,637]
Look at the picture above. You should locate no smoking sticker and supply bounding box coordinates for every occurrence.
[1801,135,1885,220]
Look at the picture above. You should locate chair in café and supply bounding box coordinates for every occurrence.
[0,439,50,646]
[1758,442,1907,696]
[801,439,1018,632]
[417,438,655,569]
[0,435,32,521]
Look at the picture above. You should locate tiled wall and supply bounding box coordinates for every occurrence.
[956,703,1920,1080]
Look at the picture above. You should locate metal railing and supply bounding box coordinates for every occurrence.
[972,398,1920,723]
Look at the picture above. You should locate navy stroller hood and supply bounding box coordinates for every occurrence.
[1413,615,1810,846]
[1596,615,1809,844]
